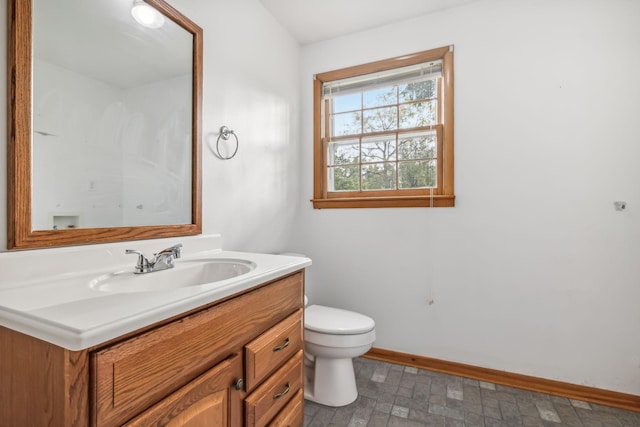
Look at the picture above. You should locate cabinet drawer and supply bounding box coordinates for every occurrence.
[268,388,304,427]
[245,309,303,391]
[245,350,303,426]
[91,272,303,427]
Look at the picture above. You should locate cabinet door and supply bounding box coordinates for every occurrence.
[124,353,244,427]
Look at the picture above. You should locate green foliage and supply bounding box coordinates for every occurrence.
[333,165,359,191]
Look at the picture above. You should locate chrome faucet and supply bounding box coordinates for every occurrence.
[126,243,183,274]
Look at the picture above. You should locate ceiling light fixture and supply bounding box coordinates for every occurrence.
[131,0,165,29]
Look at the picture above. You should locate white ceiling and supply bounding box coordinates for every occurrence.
[260,0,483,45]
[34,0,192,88]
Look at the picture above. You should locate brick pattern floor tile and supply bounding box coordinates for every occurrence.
[303,358,640,427]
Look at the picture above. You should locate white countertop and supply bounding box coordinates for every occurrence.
[0,235,311,350]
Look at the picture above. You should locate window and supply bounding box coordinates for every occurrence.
[312,46,455,209]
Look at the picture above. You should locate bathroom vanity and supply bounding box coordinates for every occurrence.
[3,0,311,422]
[0,236,310,426]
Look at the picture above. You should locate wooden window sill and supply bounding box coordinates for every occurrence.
[311,195,455,209]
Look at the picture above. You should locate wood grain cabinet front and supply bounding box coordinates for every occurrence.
[245,350,304,426]
[92,272,303,427]
[123,353,244,427]
[267,389,304,427]
[245,309,304,392]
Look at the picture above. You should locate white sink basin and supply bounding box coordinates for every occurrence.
[89,258,256,293]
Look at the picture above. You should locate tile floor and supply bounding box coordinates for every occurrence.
[303,357,640,426]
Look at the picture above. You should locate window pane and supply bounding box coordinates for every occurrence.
[329,166,360,191]
[400,101,437,128]
[398,132,436,160]
[363,107,397,133]
[328,139,359,166]
[362,163,396,190]
[363,86,397,108]
[398,160,436,188]
[332,93,361,113]
[362,136,396,163]
[399,79,437,102]
[332,111,361,136]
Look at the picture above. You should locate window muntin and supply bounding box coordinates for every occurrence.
[325,65,441,192]
[313,46,454,208]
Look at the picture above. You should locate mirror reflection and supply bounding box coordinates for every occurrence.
[32,0,193,230]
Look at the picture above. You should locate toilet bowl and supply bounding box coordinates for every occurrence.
[303,304,376,407]
[278,253,376,406]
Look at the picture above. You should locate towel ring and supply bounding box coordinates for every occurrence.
[215,126,239,160]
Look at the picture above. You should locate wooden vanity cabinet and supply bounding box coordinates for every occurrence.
[0,271,305,427]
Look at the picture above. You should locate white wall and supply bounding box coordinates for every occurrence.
[0,0,301,252]
[296,0,640,395]
[171,0,301,253]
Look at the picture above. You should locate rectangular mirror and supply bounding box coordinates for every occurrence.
[8,0,202,249]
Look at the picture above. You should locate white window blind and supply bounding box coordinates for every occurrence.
[322,60,443,98]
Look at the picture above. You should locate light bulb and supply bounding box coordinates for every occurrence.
[131,0,165,29]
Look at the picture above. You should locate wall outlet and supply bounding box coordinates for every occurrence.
[614,201,626,211]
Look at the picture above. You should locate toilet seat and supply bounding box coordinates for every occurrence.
[305,305,375,335]
[305,327,376,348]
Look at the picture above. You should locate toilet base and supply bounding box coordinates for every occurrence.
[304,356,358,407]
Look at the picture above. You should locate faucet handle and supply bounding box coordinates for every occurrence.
[126,249,151,273]
[158,243,183,259]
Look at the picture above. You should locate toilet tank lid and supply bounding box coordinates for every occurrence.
[305,305,375,335]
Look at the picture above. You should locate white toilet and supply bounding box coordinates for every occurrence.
[303,301,376,407]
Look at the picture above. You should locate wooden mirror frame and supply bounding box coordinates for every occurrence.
[7,0,202,249]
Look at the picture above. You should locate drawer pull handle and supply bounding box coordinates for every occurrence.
[273,382,290,400]
[273,337,290,352]
[234,378,244,390]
